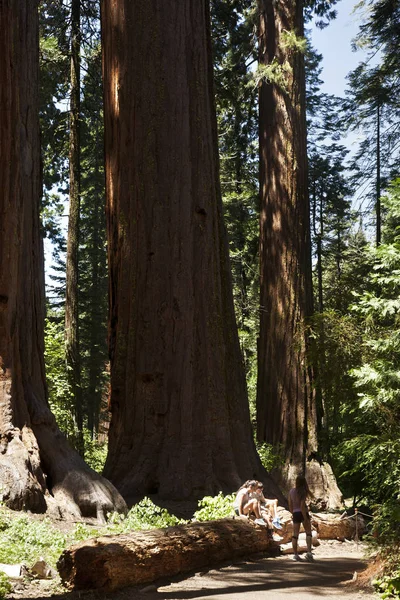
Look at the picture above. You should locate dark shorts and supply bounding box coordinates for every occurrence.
[293,510,309,524]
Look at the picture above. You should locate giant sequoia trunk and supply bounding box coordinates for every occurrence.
[0,0,126,519]
[101,1,275,501]
[257,0,342,508]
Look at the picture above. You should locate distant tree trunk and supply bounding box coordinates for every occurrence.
[65,0,84,453]
[0,0,125,519]
[257,0,342,508]
[376,102,381,247]
[101,0,278,502]
[86,136,105,437]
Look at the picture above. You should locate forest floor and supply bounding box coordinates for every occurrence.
[8,539,379,600]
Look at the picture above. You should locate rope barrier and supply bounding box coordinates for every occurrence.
[337,508,374,547]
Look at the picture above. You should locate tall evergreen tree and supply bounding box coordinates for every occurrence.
[257,0,342,506]
[79,44,108,438]
[40,1,109,451]
[0,0,125,518]
[211,0,260,398]
[65,0,84,453]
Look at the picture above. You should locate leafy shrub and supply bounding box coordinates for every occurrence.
[105,497,187,533]
[371,501,400,546]
[256,442,284,472]
[373,569,400,599]
[193,492,235,521]
[0,573,12,600]
[0,510,66,568]
[83,432,108,473]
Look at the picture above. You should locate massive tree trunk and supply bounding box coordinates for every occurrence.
[101,0,276,502]
[65,0,84,453]
[257,0,342,508]
[0,0,126,519]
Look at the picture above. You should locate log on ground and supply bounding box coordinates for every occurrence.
[276,509,365,543]
[313,513,366,540]
[58,518,274,591]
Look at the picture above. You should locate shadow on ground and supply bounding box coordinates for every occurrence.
[10,547,376,600]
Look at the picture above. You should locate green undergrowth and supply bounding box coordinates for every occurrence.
[193,492,235,521]
[0,509,67,568]
[372,541,400,600]
[373,570,400,600]
[0,493,237,575]
[0,572,12,600]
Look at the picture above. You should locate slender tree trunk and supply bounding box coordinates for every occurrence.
[65,0,84,453]
[0,0,125,519]
[376,102,381,247]
[101,0,279,502]
[317,187,324,314]
[87,140,104,437]
[257,0,342,507]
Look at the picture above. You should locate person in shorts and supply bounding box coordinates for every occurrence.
[288,475,314,561]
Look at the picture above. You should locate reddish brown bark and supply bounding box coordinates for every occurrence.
[65,0,84,453]
[58,519,274,591]
[101,1,276,501]
[0,0,125,519]
[256,0,342,507]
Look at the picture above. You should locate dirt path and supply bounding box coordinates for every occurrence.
[11,540,377,600]
[149,541,377,600]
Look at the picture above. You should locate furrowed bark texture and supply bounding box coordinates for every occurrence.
[101,1,275,500]
[58,519,274,591]
[65,0,84,453]
[0,0,126,519]
[257,0,342,507]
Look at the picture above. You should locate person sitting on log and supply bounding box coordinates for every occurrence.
[233,480,266,526]
[251,482,283,541]
[253,481,283,530]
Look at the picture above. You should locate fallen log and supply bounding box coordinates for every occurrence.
[276,509,366,543]
[58,518,274,591]
[313,512,366,540]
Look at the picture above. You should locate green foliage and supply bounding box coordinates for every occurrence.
[0,499,186,576]
[44,315,75,438]
[105,498,186,533]
[373,568,400,600]
[0,573,11,600]
[83,432,108,473]
[0,510,67,568]
[251,60,291,90]
[332,436,400,506]
[330,181,400,509]
[256,442,284,472]
[372,501,400,546]
[193,493,236,521]
[281,30,307,53]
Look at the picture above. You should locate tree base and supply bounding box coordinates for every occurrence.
[271,459,343,510]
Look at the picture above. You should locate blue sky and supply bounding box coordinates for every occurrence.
[311,0,365,97]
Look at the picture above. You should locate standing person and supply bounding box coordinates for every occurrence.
[234,480,266,526]
[288,475,314,561]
